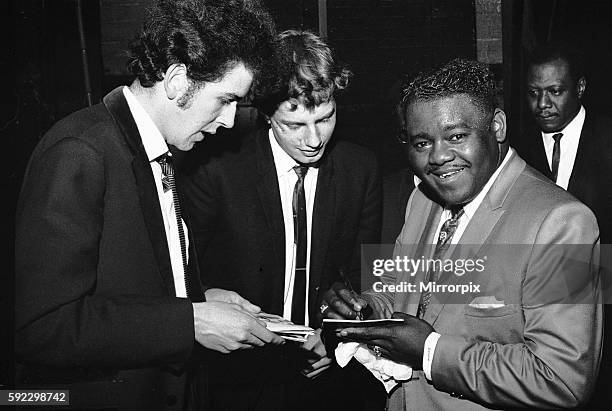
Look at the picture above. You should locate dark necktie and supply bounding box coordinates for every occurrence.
[551,133,563,182]
[156,153,191,298]
[417,208,464,318]
[291,165,309,325]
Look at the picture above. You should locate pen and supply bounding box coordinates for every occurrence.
[338,268,368,320]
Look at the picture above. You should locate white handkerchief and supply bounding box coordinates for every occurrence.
[335,342,412,393]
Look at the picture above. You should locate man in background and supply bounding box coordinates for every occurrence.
[515,40,612,408]
[516,41,612,243]
[15,1,283,410]
[180,30,382,411]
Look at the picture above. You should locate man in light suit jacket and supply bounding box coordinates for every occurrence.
[180,31,383,410]
[324,59,602,410]
[15,1,283,409]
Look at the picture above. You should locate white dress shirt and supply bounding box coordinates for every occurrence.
[123,86,189,298]
[422,148,514,380]
[541,106,585,190]
[269,130,319,326]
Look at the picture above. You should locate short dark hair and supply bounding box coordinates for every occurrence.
[400,58,497,116]
[254,30,352,116]
[527,41,586,82]
[127,0,276,91]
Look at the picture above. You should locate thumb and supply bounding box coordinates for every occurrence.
[391,311,412,321]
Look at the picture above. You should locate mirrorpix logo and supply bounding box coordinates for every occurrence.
[369,255,486,294]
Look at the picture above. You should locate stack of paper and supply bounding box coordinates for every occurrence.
[258,313,315,342]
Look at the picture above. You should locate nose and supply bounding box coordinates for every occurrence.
[303,125,323,149]
[537,92,551,110]
[429,140,454,165]
[217,101,238,129]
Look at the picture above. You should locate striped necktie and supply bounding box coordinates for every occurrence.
[156,153,191,298]
[417,208,464,318]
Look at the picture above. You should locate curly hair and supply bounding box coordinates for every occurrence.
[127,0,276,92]
[400,58,497,116]
[254,30,352,116]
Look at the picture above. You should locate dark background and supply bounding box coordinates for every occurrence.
[4,0,612,389]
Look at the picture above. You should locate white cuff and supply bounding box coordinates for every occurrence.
[422,332,441,380]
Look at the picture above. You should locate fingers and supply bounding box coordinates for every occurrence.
[247,321,285,346]
[302,357,333,379]
[337,326,390,341]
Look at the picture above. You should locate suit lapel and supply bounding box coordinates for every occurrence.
[103,87,176,296]
[401,199,441,315]
[255,131,286,312]
[424,152,524,325]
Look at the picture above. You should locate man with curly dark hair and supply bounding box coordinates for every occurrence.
[180,30,382,410]
[15,1,282,409]
[323,58,602,410]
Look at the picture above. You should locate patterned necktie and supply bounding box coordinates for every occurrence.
[291,165,309,325]
[156,153,191,298]
[551,133,563,182]
[417,208,465,318]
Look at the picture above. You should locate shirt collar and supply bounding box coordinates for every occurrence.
[541,105,586,141]
[122,86,169,162]
[459,147,514,220]
[269,128,299,176]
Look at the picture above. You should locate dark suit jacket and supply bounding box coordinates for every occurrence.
[179,128,381,386]
[515,111,612,243]
[381,168,414,244]
[15,87,205,411]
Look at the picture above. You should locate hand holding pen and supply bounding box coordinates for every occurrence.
[319,268,372,320]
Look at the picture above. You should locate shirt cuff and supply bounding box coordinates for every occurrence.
[422,332,441,380]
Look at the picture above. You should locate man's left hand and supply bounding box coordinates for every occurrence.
[300,329,332,379]
[336,312,434,369]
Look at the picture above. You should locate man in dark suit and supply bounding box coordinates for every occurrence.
[324,59,602,410]
[515,42,612,244]
[15,1,283,410]
[180,30,382,410]
[515,41,612,409]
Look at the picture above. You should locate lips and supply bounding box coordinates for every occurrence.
[300,149,322,157]
[430,167,466,180]
[537,113,558,121]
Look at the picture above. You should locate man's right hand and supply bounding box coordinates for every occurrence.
[320,282,369,320]
[192,302,284,353]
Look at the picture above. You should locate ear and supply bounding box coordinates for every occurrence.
[163,64,189,101]
[577,76,586,100]
[492,108,507,144]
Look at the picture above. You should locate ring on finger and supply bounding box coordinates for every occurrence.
[320,302,330,314]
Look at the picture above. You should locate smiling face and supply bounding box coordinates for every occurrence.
[162,63,253,151]
[526,58,585,133]
[405,94,506,207]
[269,99,336,164]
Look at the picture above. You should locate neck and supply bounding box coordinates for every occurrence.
[129,79,167,134]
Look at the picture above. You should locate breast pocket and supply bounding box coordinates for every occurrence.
[463,304,524,344]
